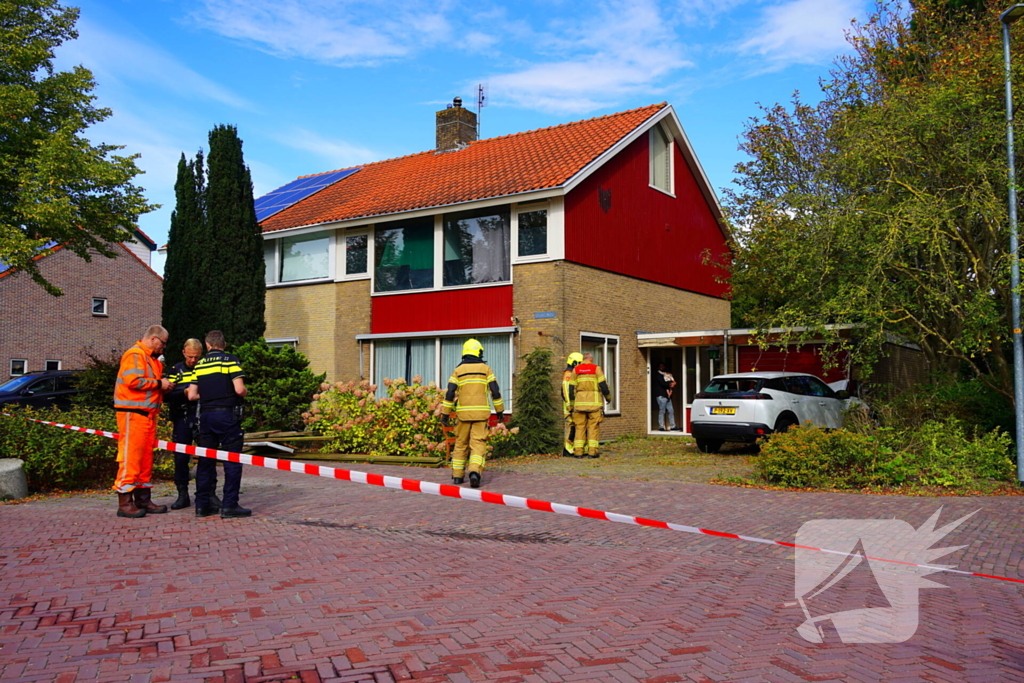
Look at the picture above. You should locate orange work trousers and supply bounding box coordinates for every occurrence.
[113,410,158,493]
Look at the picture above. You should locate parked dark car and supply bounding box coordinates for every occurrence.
[0,370,83,410]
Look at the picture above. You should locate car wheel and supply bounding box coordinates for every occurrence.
[696,439,722,454]
[774,416,798,434]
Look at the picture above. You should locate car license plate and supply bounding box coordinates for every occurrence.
[710,407,736,415]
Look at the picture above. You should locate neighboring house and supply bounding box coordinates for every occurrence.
[639,326,929,434]
[0,231,162,377]
[260,101,731,438]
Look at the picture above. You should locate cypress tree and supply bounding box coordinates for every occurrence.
[162,152,207,364]
[505,347,562,455]
[204,124,265,347]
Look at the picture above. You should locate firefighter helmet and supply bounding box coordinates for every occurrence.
[462,338,484,358]
[567,352,584,366]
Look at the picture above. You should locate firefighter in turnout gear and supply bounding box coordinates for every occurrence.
[569,352,611,458]
[441,338,504,488]
[562,352,584,457]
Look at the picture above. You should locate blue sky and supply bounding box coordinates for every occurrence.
[56,0,870,273]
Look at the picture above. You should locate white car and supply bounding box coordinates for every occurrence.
[689,371,860,453]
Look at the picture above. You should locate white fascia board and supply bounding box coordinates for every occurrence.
[260,189,566,240]
[356,326,518,341]
[637,324,860,342]
[561,105,726,227]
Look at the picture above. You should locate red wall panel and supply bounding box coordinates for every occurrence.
[737,345,849,384]
[564,133,730,298]
[371,285,513,334]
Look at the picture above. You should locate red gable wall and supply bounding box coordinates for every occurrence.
[564,132,730,298]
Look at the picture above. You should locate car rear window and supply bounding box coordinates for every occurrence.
[700,378,765,394]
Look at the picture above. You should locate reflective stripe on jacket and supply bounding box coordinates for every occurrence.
[442,357,504,421]
[571,363,609,412]
[114,342,163,413]
[562,367,574,415]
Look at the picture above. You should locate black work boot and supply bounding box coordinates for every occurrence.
[117,492,146,518]
[220,505,252,518]
[210,492,222,512]
[469,472,481,489]
[169,484,191,510]
[452,477,464,485]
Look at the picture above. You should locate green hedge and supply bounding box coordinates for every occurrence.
[0,406,173,492]
[755,418,1014,491]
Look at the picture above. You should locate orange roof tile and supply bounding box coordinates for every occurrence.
[260,103,667,233]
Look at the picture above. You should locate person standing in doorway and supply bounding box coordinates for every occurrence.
[653,361,678,432]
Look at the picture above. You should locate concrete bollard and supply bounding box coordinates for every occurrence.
[0,458,29,500]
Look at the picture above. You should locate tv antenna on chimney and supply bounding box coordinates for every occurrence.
[476,83,487,137]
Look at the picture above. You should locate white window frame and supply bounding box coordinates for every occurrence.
[512,197,565,264]
[45,360,61,371]
[92,297,107,316]
[649,124,675,197]
[339,228,371,280]
[10,359,27,376]
[266,337,299,349]
[264,228,336,287]
[579,332,621,415]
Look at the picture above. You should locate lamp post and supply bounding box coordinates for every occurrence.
[1001,4,1024,483]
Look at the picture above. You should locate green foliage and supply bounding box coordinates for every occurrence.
[0,0,156,295]
[725,0,1017,396]
[502,347,561,456]
[304,376,519,459]
[162,152,206,365]
[0,405,117,491]
[205,125,265,347]
[233,339,325,432]
[71,347,123,409]
[755,418,1014,491]
[161,125,265,359]
[870,375,1015,438]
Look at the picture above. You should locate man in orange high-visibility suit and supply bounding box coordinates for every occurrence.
[441,338,504,489]
[570,351,611,458]
[113,325,174,518]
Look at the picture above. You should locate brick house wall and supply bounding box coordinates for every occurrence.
[0,245,162,375]
[513,261,730,438]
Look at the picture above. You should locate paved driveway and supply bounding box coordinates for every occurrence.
[2,461,1024,682]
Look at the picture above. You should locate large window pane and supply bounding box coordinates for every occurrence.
[518,209,547,257]
[374,339,438,398]
[440,335,511,411]
[263,241,276,284]
[582,336,618,412]
[346,234,368,275]
[281,232,330,282]
[443,207,510,286]
[375,218,434,292]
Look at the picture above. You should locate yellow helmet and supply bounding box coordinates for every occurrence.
[567,352,584,366]
[462,338,484,358]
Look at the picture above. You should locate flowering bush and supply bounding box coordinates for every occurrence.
[304,376,518,459]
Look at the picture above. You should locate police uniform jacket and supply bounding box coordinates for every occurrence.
[193,349,245,413]
[165,361,198,421]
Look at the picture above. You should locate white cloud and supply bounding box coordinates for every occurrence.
[273,128,382,170]
[192,0,453,65]
[478,0,691,114]
[60,18,254,111]
[737,0,862,68]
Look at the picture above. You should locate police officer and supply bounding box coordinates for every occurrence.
[165,339,222,510]
[570,351,611,458]
[186,330,251,518]
[440,338,504,489]
[562,352,583,457]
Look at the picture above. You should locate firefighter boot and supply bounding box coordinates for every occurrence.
[117,492,146,518]
[169,484,190,510]
[134,487,168,514]
[452,477,464,485]
[469,472,481,489]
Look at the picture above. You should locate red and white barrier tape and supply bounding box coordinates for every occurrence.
[8,413,1023,585]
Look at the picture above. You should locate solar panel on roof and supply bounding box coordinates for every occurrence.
[255,168,361,222]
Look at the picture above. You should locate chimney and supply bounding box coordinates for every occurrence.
[435,97,477,152]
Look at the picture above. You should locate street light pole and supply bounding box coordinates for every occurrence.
[1001,5,1024,483]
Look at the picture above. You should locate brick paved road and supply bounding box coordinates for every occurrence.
[2,462,1024,682]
